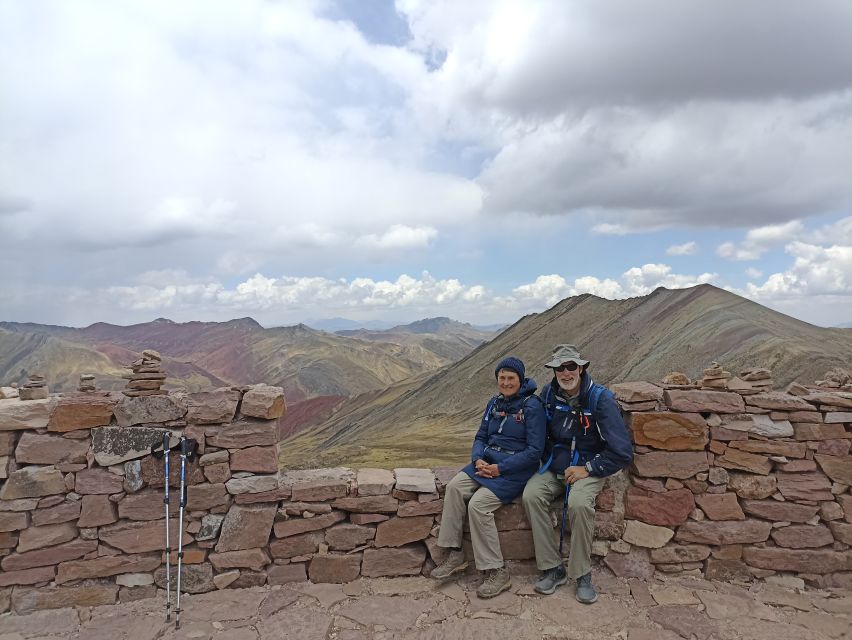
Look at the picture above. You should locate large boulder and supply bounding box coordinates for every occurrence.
[183,388,240,425]
[0,397,57,431]
[91,426,176,466]
[47,396,114,432]
[240,384,286,420]
[113,395,186,428]
[629,412,709,451]
[15,432,89,465]
[215,504,277,552]
[0,466,66,499]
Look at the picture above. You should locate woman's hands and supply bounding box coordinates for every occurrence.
[475,459,500,478]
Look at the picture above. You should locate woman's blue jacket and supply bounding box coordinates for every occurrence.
[461,378,546,503]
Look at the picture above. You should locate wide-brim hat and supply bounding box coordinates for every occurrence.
[544,344,589,368]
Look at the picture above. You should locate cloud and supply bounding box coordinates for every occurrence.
[745,241,852,299]
[0,0,481,264]
[717,242,763,262]
[400,1,852,230]
[717,220,805,261]
[353,224,437,250]
[509,264,716,307]
[666,241,697,256]
[745,267,763,279]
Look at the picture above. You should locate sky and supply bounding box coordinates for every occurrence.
[1,0,851,329]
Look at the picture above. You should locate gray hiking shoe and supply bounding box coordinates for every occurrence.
[431,549,468,579]
[576,572,598,604]
[534,564,568,595]
[477,567,511,599]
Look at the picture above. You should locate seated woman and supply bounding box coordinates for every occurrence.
[431,356,546,598]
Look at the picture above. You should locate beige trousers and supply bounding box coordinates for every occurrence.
[522,470,604,580]
[437,472,505,570]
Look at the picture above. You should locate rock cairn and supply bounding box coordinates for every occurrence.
[122,349,167,397]
[18,374,48,401]
[77,374,96,393]
[816,368,852,390]
[738,366,773,394]
[695,364,773,395]
[662,372,690,386]
[699,361,732,389]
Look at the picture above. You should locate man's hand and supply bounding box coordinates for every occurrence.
[474,459,487,471]
[563,465,589,485]
[475,463,500,478]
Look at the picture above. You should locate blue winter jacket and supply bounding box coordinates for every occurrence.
[541,373,633,477]
[461,378,546,503]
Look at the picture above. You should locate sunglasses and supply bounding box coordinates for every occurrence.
[553,362,579,372]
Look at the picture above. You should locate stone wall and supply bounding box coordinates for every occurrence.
[603,381,851,589]
[0,377,850,615]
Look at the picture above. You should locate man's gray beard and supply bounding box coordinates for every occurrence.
[557,378,580,394]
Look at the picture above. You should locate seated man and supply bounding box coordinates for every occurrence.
[432,356,546,598]
[522,344,633,603]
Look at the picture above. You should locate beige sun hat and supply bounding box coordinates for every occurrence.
[544,344,590,368]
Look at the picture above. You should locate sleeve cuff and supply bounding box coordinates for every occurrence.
[585,461,594,474]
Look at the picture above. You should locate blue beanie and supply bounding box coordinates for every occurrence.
[495,356,525,382]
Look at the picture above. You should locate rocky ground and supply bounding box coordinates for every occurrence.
[0,564,849,640]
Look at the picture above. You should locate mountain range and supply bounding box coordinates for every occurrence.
[0,316,493,402]
[277,284,852,469]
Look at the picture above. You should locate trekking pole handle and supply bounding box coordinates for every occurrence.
[180,436,198,460]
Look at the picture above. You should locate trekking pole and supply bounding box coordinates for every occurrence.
[559,442,580,556]
[150,432,172,622]
[174,435,197,630]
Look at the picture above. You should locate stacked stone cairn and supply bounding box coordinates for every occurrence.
[699,362,732,390]
[739,366,774,393]
[0,364,850,617]
[18,375,47,401]
[816,368,852,390]
[662,372,691,386]
[77,374,96,394]
[122,350,167,397]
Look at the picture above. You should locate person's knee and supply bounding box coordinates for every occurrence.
[523,484,547,508]
[567,494,594,520]
[468,492,496,517]
[445,474,466,498]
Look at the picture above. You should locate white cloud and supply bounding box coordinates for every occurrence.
[717,220,805,261]
[745,242,852,299]
[353,225,437,250]
[591,223,631,236]
[717,242,763,262]
[508,264,716,308]
[666,241,697,256]
[745,267,763,279]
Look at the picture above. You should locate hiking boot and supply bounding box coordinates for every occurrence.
[534,564,568,595]
[576,572,598,604]
[431,549,468,579]
[477,567,511,599]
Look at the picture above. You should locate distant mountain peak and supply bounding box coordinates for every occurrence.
[393,317,460,334]
[152,317,175,324]
[225,317,263,330]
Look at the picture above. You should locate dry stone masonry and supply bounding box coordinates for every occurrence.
[0,358,850,617]
[122,349,168,398]
[18,375,48,401]
[77,374,96,394]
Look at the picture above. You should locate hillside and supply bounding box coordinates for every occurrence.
[335,317,493,362]
[0,317,481,401]
[0,328,226,392]
[278,284,852,468]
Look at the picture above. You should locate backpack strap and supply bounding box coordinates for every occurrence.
[541,384,554,422]
[480,395,499,427]
[586,383,603,422]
